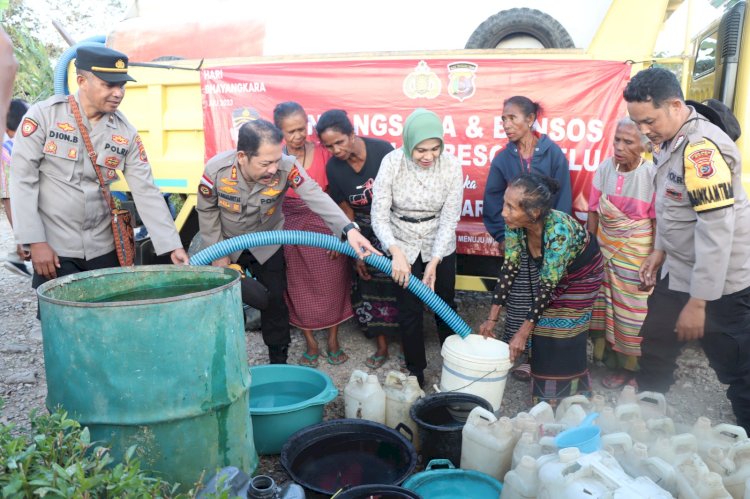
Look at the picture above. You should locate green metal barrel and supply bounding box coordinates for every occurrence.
[36,265,257,489]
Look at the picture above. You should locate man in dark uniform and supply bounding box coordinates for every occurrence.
[197,119,379,363]
[625,67,750,432]
[10,46,188,287]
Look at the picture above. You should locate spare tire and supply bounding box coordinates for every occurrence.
[466,8,575,49]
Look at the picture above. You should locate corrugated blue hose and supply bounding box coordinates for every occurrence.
[189,230,471,338]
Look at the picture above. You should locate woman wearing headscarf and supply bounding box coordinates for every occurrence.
[480,173,603,407]
[372,108,463,386]
[482,95,572,381]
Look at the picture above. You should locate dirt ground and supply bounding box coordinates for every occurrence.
[0,206,737,485]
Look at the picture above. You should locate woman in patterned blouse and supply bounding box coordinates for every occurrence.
[372,108,463,387]
[480,173,604,406]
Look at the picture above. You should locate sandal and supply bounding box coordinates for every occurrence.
[601,371,634,390]
[365,354,388,369]
[511,363,532,382]
[298,352,319,367]
[325,349,349,365]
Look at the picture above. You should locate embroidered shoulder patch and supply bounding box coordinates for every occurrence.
[21,117,38,137]
[287,165,304,189]
[684,139,734,212]
[199,174,215,197]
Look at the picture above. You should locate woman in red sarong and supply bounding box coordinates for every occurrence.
[274,102,354,366]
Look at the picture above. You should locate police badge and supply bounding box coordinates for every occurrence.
[447,62,478,102]
[403,61,442,99]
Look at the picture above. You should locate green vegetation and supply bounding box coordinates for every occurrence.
[0,408,202,498]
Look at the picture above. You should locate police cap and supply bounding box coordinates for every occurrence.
[75,46,136,84]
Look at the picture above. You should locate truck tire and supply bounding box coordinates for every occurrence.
[465,8,575,49]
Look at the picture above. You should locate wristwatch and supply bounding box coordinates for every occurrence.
[341,221,361,240]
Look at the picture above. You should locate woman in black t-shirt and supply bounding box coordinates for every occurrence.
[317,110,399,369]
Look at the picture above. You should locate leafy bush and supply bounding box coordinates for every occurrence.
[0,409,192,498]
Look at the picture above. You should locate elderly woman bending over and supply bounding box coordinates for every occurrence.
[480,173,603,406]
[372,108,463,387]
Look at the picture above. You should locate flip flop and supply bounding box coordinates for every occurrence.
[365,354,388,369]
[298,352,319,367]
[601,371,634,390]
[326,349,349,366]
[511,363,532,382]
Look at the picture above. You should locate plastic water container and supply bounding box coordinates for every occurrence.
[512,431,542,469]
[676,454,733,499]
[647,417,676,439]
[501,455,538,499]
[460,407,515,481]
[694,417,749,455]
[556,403,587,427]
[598,407,621,435]
[602,432,633,460]
[591,394,609,412]
[721,440,750,498]
[637,391,669,420]
[651,433,699,465]
[618,385,639,406]
[344,370,386,423]
[620,442,679,496]
[554,413,601,454]
[439,335,511,411]
[615,403,643,426]
[628,418,651,444]
[537,448,672,499]
[555,395,591,423]
[529,401,555,424]
[384,371,424,449]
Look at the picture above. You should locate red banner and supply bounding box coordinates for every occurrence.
[201,57,631,256]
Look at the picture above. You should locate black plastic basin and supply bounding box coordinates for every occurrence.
[280,419,417,495]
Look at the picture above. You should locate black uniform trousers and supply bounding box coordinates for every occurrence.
[397,252,457,376]
[635,274,750,432]
[237,248,289,363]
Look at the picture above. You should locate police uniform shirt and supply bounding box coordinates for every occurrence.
[9,93,182,259]
[197,150,350,264]
[653,107,750,301]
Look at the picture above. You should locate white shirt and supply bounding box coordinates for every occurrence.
[371,149,463,264]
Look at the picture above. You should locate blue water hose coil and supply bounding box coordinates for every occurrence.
[189,230,471,338]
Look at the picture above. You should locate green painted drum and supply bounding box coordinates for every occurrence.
[36,265,257,489]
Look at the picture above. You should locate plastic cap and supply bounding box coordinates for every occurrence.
[520,455,538,469]
[559,447,580,462]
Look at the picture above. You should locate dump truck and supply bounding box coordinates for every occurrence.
[64,0,746,291]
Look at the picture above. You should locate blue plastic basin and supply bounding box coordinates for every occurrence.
[402,459,502,499]
[249,365,337,454]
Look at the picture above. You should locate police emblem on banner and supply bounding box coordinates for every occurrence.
[447,62,478,102]
[403,61,442,99]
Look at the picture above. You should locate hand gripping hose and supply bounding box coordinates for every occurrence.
[189,230,471,338]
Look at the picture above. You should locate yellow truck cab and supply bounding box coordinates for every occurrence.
[73,0,726,291]
[687,0,749,190]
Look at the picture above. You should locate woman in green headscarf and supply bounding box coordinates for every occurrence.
[372,108,463,386]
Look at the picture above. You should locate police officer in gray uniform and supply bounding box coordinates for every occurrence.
[625,67,750,431]
[10,46,189,287]
[197,119,379,363]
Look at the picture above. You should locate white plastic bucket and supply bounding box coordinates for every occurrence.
[439,335,512,411]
